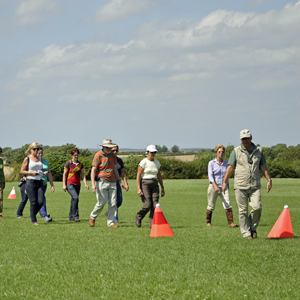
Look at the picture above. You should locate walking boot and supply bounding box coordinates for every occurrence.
[135,215,141,228]
[225,209,238,228]
[206,209,212,226]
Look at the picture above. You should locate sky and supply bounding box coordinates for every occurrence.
[1,0,300,150]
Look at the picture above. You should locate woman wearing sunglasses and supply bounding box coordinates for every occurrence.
[20,142,48,225]
[135,145,165,228]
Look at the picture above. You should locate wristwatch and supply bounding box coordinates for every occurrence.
[268,179,272,181]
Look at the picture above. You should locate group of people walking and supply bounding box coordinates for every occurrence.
[0,129,272,238]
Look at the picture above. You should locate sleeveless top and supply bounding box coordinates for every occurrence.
[27,157,43,181]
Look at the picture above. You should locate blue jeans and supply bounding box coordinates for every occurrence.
[17,185,29,217]
[39,184,48,218]
[116,184,123,222]
[67,184,80,220]
[26,179,44,223]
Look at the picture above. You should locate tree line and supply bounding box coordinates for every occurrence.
[2,143,300,181]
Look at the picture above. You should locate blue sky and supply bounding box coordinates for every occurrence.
[1,0,299,150]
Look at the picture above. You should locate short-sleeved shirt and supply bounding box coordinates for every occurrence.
[41,158,50,186]
[64,160,83,185]
[116,157,125,177]
[0,158,4,183]
[228,143,266,167]
[92,151,117,181]
[139,158,161,179]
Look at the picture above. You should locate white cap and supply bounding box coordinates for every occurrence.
[240,129,251,139]
[284,205,289,209]
[146,145,158,152]
[156,203,160,207]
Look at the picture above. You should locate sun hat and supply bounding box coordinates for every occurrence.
[240,129,251,139]
[146,145,158,152]
[101,139,117,148]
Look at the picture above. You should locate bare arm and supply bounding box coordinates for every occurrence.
[157,169,165,197]
[136,166,144,197]
[91,167,96,194]
[114,165,124,189]
[222,165,234,194]
[121,169,129,191]
[80,169,89,190]
[62,168,68,192]
[47,170,55,192]
[260,164,272,193]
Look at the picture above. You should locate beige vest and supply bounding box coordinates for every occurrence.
[234,145,262,190]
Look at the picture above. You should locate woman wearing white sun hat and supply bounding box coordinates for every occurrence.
[135,145,165,228]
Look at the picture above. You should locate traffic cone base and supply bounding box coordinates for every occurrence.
[7,187,16,199]
[150,224,174,237]
[268,207,294,238]
[150,205,174,237]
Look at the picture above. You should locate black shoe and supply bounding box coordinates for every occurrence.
[135,215,141,227]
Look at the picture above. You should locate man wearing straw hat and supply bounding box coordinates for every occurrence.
[89,139,124,228]
[222,129,272,239]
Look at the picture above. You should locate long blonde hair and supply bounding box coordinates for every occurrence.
[26,142,40,154]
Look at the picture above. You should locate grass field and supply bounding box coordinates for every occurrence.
[1,179,300,299]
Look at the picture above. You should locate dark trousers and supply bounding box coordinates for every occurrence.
[39,184,48,218]
[17,186,29,217]
[26,180,44,223]
[67,184,81,220]
[136,179,159,221]
[116,183,123,222]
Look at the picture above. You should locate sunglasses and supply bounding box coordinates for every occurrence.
[111,150,118,152]
[32,148,40,151]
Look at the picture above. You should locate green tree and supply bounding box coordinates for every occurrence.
[272,144,288,158]
[123,155,142,179]
[155,145,162,152]
[2,147,12,153]
[262,147,276,161]
[45,152,69,181]
[276,145,300,162]
[14,144,30,164]
[224,145,234,162]
[161,145,168,153]
[171,145,179,153]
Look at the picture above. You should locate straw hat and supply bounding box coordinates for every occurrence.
[101,139,117,148]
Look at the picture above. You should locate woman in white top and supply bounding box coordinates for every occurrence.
[135,145,165,228]
[20,142,48,225]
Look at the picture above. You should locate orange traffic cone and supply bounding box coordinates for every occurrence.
[150,204,174,237]
[268,205,294,238]
[7,187,17,199]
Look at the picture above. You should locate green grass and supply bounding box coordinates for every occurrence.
[1,179,300,299]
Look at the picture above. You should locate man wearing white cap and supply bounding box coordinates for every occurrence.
[222,130,272,239]
[89,139,124,228]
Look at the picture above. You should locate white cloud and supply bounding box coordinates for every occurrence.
[59,90,112,102]
[95,0,150,22]
[15,0,61,25]
[10,0,300,107]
